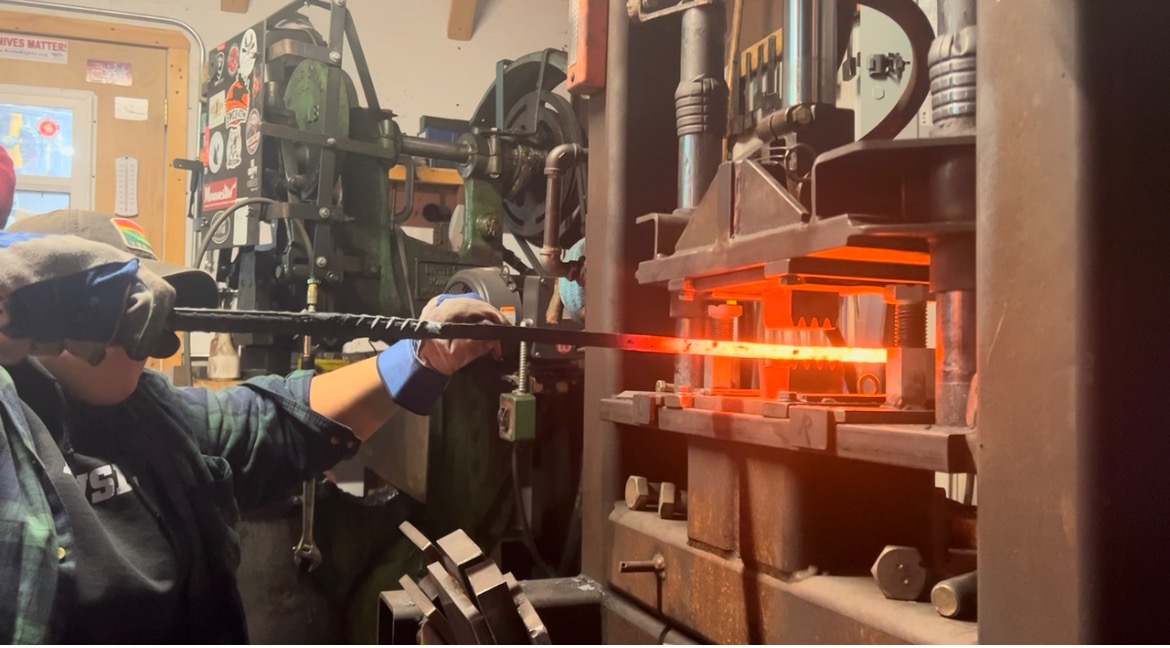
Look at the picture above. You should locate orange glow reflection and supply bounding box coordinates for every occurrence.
[615,334,887,364]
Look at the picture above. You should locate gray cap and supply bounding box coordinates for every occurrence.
[8,209,218,309]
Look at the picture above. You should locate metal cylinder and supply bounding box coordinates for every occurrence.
[676,4,725,208]
[783,0,838,106]
[673,3,724,389]
[936,290,976,426]
[674,317,705,387]
[929,0,977,134]
[938,0,976,37]
[932,570,977,620]
[894,302,927,348]
[400,135,473,164]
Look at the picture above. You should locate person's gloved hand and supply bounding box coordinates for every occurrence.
[376,292,508,415]
[0,231,176,365]
[415,292,507,374]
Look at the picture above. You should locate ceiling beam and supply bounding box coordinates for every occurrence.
[447,0,478,41]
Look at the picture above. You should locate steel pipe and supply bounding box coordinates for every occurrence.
[399,134,473,164]
[935,290,976,426]
[783,0,837,106]
[540,143,588,276]
[674,3,725,388]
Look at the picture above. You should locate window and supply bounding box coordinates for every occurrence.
[0,85,95,227]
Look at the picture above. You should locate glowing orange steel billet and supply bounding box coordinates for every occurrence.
[612,334,888,364]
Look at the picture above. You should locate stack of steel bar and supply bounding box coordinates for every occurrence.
[397,522,550,644]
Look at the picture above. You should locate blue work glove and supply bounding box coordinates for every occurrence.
[377,292,507,415]
[0,231,176,365]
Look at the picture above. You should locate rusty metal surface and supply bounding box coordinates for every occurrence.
[687,440,935,574]
[608,504,977,644]
[687,439,739,553]
[978,1,1170,643]
[836,423,975,473]
[602,393,971,472]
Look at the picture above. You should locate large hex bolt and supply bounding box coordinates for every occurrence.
[657,482,689,520]
[870,545,935,601]
[625,476,660,511]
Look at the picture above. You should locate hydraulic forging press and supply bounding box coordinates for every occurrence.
[588,0,979,644]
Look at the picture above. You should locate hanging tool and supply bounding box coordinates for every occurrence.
[292,280,323,572]
[169,307,888,364]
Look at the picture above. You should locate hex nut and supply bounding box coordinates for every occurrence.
[707,303,744,319]
[883,284,929,304]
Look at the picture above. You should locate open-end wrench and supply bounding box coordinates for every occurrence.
[292,479,322,571]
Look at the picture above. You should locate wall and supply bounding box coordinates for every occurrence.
[6,0,570,136]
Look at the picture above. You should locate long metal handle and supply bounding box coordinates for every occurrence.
[169,308,886,364]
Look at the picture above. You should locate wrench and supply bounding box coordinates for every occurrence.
[292,479,322,571]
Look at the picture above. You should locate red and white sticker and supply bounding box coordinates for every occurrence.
[203,177,238,210]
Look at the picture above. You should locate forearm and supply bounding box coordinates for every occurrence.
[308,356,399,441]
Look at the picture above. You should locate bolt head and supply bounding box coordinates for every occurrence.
[625,476,651,510]
[871,545,928,601]
[315,256,328,268]
[329,51,342,62]
[318,207,331,218]
[325,137,337,147]
[790,104,814,125]
[883,284,929,304]
[326,271,341,282]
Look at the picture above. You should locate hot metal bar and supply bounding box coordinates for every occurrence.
[169,308,888,364]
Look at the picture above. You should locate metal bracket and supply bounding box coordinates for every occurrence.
[628,0,719,23]
[867,52,908,80]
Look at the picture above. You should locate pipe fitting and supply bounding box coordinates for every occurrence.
[539,144,588,277]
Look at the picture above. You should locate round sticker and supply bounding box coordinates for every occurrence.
[211,216,231,245]
[208,130,225,173]
[245,109,261,155]
[211,51,225,83]
[38,119,58,137]
[239,29,258,79]
[227,45,240,76]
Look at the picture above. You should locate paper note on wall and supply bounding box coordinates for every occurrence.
[114,96,148,121]
[114,156,139,216]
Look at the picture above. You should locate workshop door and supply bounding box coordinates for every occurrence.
[0,20,175,261]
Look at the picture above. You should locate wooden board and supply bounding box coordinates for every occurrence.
[447,0,479,41]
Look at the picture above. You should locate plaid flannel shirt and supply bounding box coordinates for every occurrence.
[0,364,359,643]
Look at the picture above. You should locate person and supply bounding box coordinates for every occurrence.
[0,209,507,643]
